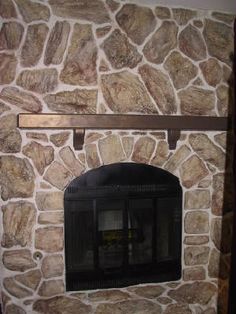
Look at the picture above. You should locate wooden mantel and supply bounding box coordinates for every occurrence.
[18,113,230,150]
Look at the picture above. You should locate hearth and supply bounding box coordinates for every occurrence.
[64,163,182,291]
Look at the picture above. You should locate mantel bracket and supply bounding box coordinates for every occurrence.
[167,129,181,150]
[73,129,85,150]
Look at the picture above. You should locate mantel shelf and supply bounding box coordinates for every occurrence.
[17,114,230,150]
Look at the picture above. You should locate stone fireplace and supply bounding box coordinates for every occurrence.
[0,0,235,313]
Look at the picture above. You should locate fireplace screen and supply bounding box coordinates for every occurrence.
[64,163,182,291]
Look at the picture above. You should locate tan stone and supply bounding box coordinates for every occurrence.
[164,145,191,173]
[101,71,157,114]
[216,84,230,116]
[122,137,134,159]
[212,12,235,25]
[164,303,192,314]
[198,179,211,188]
[179,24,206,61]
[143,21,178,64]
[193,20,204,28]
[3,278,33,298]
[0,156,35,201]
[85,144,101,168]
[38,280,64,297]
[26,132,48,142]
[2,201,36,248]
[184,235,209,245]
[116,4,156,45]
[44,89,97,114]
[35,226,63,253]
[85,132,103,144]
[3,249,36,272]
[139,64,176,114]
[129,285,165,298]
[43,161,73,190]
[151,141,169,166]
[59,146,84,176]
[132,137,155,163]
[185,211,209,234]
[0,128,21,153]
[0,102,10,115]
[222,65,233,83]
[102,29,142,69]
[38,211,64,225]
[44,21,70,65]
[50,132,70,147]
[200,58,222,87]
[5,304,26,314]
[14,0,49,22]
[184,190,211,210]
[0,22,24,50]
[203,308,217,314]
[212,173,224,215]
[96,26,112,38]
[189,133,225,170]
[172,8,197,25]
[36,191,64,211]
[208,248,221,278]
[60,23,97,86]
[183,266,206,281]
[0,0,17,18]
[203,19,233,65]
[164,51,198,89]
[0,114,17,129]
[48,0,110,24]
[179,87,215,116]
[17,68,58,94]
[41,254,64,278]
[214,132,226,150]
[211,215,233,253]
[88,290,130,302]
[155,7,171,19]
[156,296,172,304]
[0,87,42,112]
[0,53,17,84]
[184,246,210,265]
[21,23,48,67]
[150,132,166,139]
[98,134,125,164]
[192,77,204,86]
[40,182,52,189]
[15,270,41,290]
[98,59,109,72]
[106,0,120,12]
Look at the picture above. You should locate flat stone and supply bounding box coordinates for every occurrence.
[98,134,125,164]
[41,254,64,278]
[150,132,166,140]
[48,0,110,24]
[129,285,165,298]
[85,133,103,144]
[59,146,84,176]
[0,156,35,200]
[222,65,232,83]
[38,279,64,297]
[156,296,172,304]
[131,136,155,163]
[0,53,17,84]
[184,235,209,245]
[198,179,211,188]
[44,21,70,65]
[172,8,197,25]
[40,182,52,189]
[0,102,10,115]
[122,137,134,159]
[164,145,191,173]
[0,87,42,112]
[151,141,169,166]
[17,68,58,94]
[212,12,235,25]
[216,84,230,116]
[21,23,48,67]
[35,226,63,253]
[0,128,21,153]
[102,29,142,69]
[193,20,204,28]
[101,71,157,113]
[192,77,204,86]
[85,144,101,168]
[143,21,178,64]
[164,303,192,314]
[168,282,216,305]
[5,304,26,314]
[214,132,226,150]
[43,161,73,190]
[36,191,63,211]
[3,278,32,299]
[203,19,233,65]
[164,51,198,89]
[211,217,231,253]
[60,23,97,86]
[179,86,215,116]
[95,299,162,314]
[155,7,171,19]
[2,201,36,248]
[0,0,17,18]
[189,133,225,170]
[208,248,221,278]
[88,290,130,302]
[116,4,156,45]
[15,270,41,290]
[22,141,54,175]
[38,211,64,225]
[184,189,210,210]
[96,26,112,38]
[50,132,70,147]
[179,24,206,61]
[0,22,24,50]
[44,89,97,114]
[200,58,222,87]
[139,64,176,114]
[212,173,224,215]
[183,266,206,281]
[26,132,48,142]
[184,246,210,265]
[14,0,50,22]
[203,308,217,314]
[106,0,120,12]
[3,249,36,272]
[185,211,209,234]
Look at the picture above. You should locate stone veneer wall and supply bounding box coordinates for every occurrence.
[0,0,235,313]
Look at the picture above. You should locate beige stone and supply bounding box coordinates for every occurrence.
[185,211,209,234]
[222,64,233,83]
[0,113,17,129]
[50,132,70,147]
[43,161,73,190]
[0,22,24,50]
[151,141,169,166]
[212,173,224,215]
[192,77,204,86]
[183,266,206,281]
[164,303,192,314]
[41,254,64,278]
[116,4,156,45]
[184,235,209,245]
[129,285,165,298]
[102,29,142,69]
[172,8,197,25]
[194,20,204,28]
[38,211,64,225]
[212,12,235,25]
[0,87,42,112]
[5,304,26,314]
[15,0,49,22]
[198,179,211,188]
[200,58,222,87]
[21,23,49,67]
[0,129,21,153]
[143,21,178,64]
[0,53,17,84]
[156,296,172,304]
[184,190,211,210]
[38,280,64,297]
[164,145,191,173]
[101,71,157,114]
[122,137,134,159]
[214,132,226,150]
[60,23,97,86]
[216,84,230,116]
[3,278,33,298]
[208,248,220,278]
[184,246,210,265]
[3,249,36,272]
[139,64,176,114]
[98,135,125,164]
[155,6,171,19]
[88,290,130,302]
[203,308,217,314]
[0,102,10,115]
[106,0,120,12]
[96,26,112,38]
[0,0,17,18]
[44,21,70,65]
[85,144,101,168]
[36,191,64,211]
[132,137,155,163]
[59,146,84,176]
[26,132,48,142]
[2,201,36,248]
[15,270,41,290]
[35,226,63,253]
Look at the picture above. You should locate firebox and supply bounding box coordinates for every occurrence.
[64,163,182,291]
